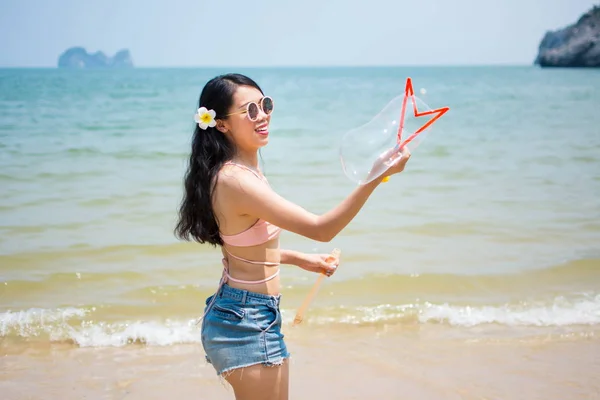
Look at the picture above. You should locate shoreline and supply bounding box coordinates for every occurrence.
[1,326,598,400]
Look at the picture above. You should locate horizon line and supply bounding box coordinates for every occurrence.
[0,63,537,69]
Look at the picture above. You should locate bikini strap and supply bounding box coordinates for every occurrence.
[222,256,280,284]
[222,247,280,267]
[223,161,266,182]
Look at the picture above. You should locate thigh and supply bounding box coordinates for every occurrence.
[225,358,289,400]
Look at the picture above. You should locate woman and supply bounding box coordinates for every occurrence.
[175,73,411,400]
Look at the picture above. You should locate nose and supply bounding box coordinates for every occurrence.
[255,107,269,122]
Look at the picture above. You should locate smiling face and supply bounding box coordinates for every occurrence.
[218,85,272,152]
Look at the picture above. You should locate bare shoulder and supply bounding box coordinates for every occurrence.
[213,164,269,213]
[216,164,267,194]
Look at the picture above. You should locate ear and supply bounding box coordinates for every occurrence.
[215,119,228,134]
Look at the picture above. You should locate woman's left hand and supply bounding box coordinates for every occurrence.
[296,253,339,277]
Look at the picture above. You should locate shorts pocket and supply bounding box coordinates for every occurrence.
[252,304,280,332]
[212,303,245,321]
[204,294,215,306]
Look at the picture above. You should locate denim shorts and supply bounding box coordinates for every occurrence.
[200,283,290,376]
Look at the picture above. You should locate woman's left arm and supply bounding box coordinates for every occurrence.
[279,249,339,276]
[280,249,303,266]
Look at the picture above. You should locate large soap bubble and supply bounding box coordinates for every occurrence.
[339,78,449,185]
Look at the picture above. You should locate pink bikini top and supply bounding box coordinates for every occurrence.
[218,161,282,286]
[221,218,281,247]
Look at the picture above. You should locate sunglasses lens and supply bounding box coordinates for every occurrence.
[262,97,274,115]
[247,103,259,120]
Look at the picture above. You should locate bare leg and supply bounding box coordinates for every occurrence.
[224,359,289,400]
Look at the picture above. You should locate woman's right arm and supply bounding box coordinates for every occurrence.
[220,148,411,242]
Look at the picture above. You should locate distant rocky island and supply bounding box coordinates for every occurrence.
[57,47,134,69]
[535,5,600,68]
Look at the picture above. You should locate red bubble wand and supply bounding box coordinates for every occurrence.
[382,77,450,182]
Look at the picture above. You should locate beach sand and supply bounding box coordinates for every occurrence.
[2,325,598,400]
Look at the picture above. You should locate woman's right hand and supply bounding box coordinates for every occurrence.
[382,145,411,179]
[367,144,412,183]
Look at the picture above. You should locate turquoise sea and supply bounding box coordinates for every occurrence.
[1,66,599,348]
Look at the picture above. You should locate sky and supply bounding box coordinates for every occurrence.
[0,0,598,67]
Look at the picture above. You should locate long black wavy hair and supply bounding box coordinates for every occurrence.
[174,73,264,247]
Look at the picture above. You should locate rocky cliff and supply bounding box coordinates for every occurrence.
[535,5,600,68]
[57,47,134,69]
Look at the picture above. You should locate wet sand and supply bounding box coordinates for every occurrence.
[1,326,598,400]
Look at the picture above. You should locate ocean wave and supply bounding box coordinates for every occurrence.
[0,307,198,347]
[417,295,600,327]
[1,293,598,348]
[320,293,600,327]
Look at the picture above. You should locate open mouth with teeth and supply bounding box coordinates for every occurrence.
[255,125,269,135]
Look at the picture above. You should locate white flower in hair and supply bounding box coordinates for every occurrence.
[194,107,217,130]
